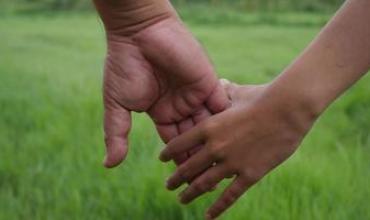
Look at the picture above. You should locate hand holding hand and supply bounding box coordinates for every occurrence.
[94,0,228,167]
[160,80,319,219]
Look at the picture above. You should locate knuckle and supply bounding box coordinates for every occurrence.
[178,166,191,180]
[192,181,207,192]
[206,143,226,161]
[207,147,220,160]
[198,178,214,192]
[202,178,214,189]
[241,168,263,184]
[201,120,219,137]
[225,171,235,179]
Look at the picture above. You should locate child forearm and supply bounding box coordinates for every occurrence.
[269,0,370,117]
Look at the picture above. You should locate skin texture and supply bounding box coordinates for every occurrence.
[93,0,229,167]
[160,0,370,219]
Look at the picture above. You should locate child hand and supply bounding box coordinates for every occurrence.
[160,79,318,219]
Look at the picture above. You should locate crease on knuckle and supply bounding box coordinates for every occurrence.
[195,177,215,192]
[201,120,219,138]
[202,178,214,190]
[192,181,207,193]
[206,143,226,161]
[178,166,191,181]
[241,168,263,184]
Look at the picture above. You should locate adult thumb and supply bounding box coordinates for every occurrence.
[103,101,132,168]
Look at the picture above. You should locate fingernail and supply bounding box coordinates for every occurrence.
[166,179,176,191]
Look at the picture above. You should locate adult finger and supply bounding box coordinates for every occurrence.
[192,106,212,124]
[103,102,132,168]
[156,123,178,144]
[178,118,194,134]
[206,82,231,114]
[179,165,229,204]
[206,177,251,220]
[166,148,215,190]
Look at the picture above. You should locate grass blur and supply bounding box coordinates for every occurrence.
[0,0,344,13]
[1,7,370,220]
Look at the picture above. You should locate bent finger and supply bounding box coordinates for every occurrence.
[206,82,230,114]
[166,148,215,190]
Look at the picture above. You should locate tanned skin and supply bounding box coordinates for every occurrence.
[93,0,229,168]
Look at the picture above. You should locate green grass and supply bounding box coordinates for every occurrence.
[1,12,370,220]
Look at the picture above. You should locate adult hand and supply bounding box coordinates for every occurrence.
[93,0,228,167]
[160,80,318,219]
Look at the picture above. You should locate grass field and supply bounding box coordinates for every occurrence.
[1,11,370,220]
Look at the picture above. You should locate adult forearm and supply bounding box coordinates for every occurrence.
[93,0,176,35]
[269,0,370,118]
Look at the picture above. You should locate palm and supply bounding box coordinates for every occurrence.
[103,17,228,167]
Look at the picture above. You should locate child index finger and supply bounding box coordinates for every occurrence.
[159,125,204,162]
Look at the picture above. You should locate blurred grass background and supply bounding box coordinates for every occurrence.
[1,0,370,220]
[0,0,345,13]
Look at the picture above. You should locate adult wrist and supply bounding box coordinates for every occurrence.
[93,0,176,36]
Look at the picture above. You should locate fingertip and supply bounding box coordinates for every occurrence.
[207,82,230,114]
[159,150,171,162]
[166,176,183,191]
[103,138,128,168]
[166,181,177,191]
[103,153,125,168]
[179,191,192,205]
[178,194,188,204]
[103,157,118,168]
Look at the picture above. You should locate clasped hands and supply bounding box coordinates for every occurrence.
[94,0,317,219]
